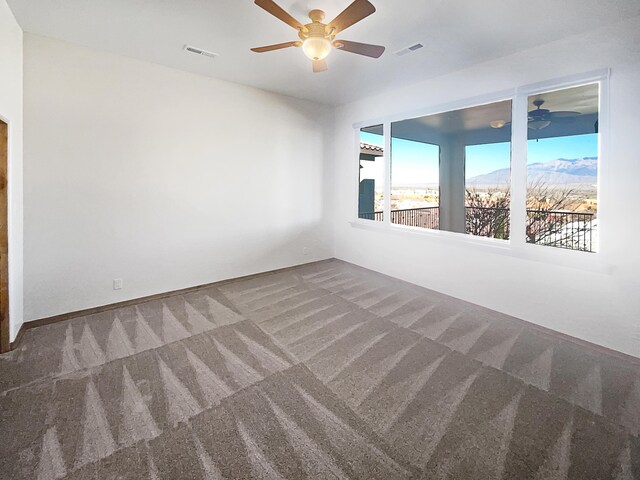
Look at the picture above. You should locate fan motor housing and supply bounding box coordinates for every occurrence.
[298,10,335,42]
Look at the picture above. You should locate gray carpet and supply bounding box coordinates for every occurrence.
[1,259,639,479]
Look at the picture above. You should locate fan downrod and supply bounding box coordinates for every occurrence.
[308,9,325,22]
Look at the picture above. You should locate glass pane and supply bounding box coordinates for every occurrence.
[358,125,384,222]
[465,142,512,239]
[390,137,440,229]
[390,100,512,239]
[526,84,599,252]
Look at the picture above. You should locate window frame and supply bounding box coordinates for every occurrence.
[351,69,610,272]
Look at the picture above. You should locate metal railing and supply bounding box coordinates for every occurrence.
[359,207,439,229]
[465,206,511,240]
[526,209,595,252]
[358,211,384,221]
[391,207,440,229]
[360,206,595,252]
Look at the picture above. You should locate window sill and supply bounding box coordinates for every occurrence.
[349,219,611,275]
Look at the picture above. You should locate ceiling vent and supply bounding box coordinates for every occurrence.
[183,45,218,59]
[395,43,424,57]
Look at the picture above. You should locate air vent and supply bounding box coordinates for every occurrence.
[183,45,218,59]
[395,43,424,57]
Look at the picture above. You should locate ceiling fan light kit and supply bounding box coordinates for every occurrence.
[251,0,385,72]
[528,119,552,131]
[302,37,332,61]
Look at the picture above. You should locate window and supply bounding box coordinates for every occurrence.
[389,100,512,239]
[354,72,605,257]
[526,83,599,252]
[358,125,384,222]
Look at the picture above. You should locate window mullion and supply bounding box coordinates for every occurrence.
[510,92,528,249]
[383,121,392,225]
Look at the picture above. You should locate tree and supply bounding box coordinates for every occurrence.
[464,181,594,251]
[525,180,594,251]
[465,187,511,239]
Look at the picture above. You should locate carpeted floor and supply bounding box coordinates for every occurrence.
[1,259,639,479]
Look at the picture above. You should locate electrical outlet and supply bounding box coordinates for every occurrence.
[302,247,309,256]
[113,278,123,290]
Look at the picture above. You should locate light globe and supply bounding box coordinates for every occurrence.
[302,37,332,61]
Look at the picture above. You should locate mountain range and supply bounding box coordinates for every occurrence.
[467,157,597,185]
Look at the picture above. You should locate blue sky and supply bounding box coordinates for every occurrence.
[360,131,598,185]
[527,134,598,165]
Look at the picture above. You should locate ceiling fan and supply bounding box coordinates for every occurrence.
[491,99,581,130]
[526,99,581,130]
[250,0,385,73]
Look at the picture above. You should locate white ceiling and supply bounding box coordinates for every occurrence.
[8,0,640,105]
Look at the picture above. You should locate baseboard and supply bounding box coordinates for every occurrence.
[11,257,640,367]
[9,323,26,351]
[10,258,335,350]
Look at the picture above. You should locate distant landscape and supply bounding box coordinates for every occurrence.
[368,157,599,251]
[467,157,598,186]
[380,157,598,213]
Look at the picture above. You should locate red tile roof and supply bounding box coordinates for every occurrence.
[360,142,384,154]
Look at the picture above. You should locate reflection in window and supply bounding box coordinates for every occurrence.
[526,84,599,252]
[390,100,512,239]
[358,125,384,222]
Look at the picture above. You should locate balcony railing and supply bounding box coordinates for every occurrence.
[359,207,440,229]
[465,206,510,240]
[359,206,595,252]
[526,209,595,252]
[358,211,384,222]
[391,206,440,229]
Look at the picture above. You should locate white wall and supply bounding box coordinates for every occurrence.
[332,16,640,358]
[23,34,333,321]
[0,0,23,342]
[20,16,640,358]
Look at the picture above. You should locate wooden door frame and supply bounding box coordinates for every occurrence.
[0,119,9,353]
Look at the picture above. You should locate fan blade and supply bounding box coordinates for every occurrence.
[254,0,305,31]
[328,0,376,34]
[251,41,301,53]
[313,59,328,73]
[548,111,581,118]
[528,108,549,116]
[333,40,385,58]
